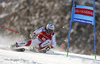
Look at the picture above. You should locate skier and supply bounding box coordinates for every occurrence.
[11,23,56,53]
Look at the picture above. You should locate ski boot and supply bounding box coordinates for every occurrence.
[11,42,19,48]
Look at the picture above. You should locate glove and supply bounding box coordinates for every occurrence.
[45,46,51,51]
[32,34,36,39]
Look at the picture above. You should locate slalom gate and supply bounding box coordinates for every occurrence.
[66,0,96,59]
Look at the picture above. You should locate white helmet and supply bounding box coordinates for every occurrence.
[46,23,55,34]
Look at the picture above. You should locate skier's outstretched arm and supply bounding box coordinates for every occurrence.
[32,27,44,39]
[33,27,45,35]
[51,34,56,48]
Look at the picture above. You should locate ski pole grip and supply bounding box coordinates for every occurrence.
[30,34,32,38]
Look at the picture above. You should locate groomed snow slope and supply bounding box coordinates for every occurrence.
[0,48,100,64]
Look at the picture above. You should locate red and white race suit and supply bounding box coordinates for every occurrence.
[17,27,56,50]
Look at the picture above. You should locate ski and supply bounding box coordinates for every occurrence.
[10,44,25,52]
[12,48,25,52]
[11,47,25,52]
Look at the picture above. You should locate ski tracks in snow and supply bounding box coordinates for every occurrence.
[0,48,100,64]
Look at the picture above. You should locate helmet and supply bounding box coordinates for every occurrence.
[46,23,55,34]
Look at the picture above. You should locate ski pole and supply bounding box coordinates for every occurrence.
[0,26,27,35]
[0,26,33,38]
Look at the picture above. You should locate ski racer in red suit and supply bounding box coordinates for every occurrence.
[12,23,56,52]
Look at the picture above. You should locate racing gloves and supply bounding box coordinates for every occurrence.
[32,34,36,39]
[45,46,51,51]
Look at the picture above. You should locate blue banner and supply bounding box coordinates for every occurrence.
[72,5,95,25]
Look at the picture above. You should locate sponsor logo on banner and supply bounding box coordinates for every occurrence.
[74,18,92,24]
[75,8,93,17]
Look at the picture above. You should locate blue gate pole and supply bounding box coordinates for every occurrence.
[73,0,75,6]
[67,0,75,57]
[93,0,96,59]
[93,0,95,8]
[67,21,72,57]
[94,23,96,59]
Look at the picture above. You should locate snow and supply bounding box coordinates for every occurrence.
[0,2,11,8]
[0,13,8,18]
[0,48,100,64]
[0,36,100,64]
